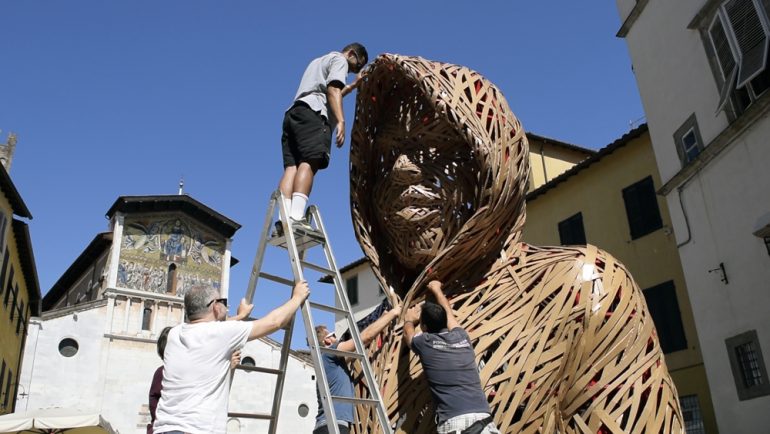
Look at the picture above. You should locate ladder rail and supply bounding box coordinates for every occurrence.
[279,193,342,434]
[244,190,279,303]
[235,190,392,434]
[309,205,393,434]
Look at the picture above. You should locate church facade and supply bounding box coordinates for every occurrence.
[15,195,318,433]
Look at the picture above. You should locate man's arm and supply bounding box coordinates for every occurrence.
[426,280,459,330]
[248,280,310,341]
[402,305,421,350]
[337,302,401,354]
[341,72,364,97]
[327,83,345,147]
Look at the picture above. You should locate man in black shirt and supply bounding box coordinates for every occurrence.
[404,280,500,434]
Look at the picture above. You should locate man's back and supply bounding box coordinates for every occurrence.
[411,327,490,424]
[154,321,251,434]
[293,51,348,126]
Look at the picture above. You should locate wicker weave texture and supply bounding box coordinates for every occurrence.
[349,54,683,433]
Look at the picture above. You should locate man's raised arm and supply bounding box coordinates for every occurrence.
[247,280,310,341]
[426,280,459,330]
[337,301,401,354]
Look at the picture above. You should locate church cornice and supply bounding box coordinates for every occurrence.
[106,195,241,238]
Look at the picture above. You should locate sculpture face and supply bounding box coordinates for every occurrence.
[372,139,478,270]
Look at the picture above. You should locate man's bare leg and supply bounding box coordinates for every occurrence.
[279,166,297,214]
[290,161,319,220]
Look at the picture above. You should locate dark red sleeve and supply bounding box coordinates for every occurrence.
[149,366,164,423]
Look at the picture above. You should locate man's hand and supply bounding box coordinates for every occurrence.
[427,280,443,297]
[388,300,402,318]
[335,121,345,148]
[292,280,310,302]
[230,298,254,321]
[351,71,365,89]
[405,305,421,324]
[230,350,241,370]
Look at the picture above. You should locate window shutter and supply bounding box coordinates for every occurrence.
[623,176,663,239]
[711,13,740,112]
[643,281,688,353]
[724,0,770,87]
[558,213,586,246]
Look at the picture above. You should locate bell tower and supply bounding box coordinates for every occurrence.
[0,131,17,172]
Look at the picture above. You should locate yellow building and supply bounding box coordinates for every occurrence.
[0,134,40,415]
[523,124,717,433]
[526,132,594,190]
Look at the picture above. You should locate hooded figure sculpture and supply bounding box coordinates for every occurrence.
[349,54,683,433]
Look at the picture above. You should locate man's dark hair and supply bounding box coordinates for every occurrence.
[343,42,368,66]
[420,301,448,333]
[157,326,173,360]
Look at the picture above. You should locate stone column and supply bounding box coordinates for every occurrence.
[107,213,124,288]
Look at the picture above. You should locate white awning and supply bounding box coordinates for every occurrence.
[0,408,116,434]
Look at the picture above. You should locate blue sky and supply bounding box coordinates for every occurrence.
[0,1,642,348]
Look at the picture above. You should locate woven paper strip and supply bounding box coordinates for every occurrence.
[349,54,683,433]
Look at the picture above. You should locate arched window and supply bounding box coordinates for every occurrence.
[142,301,153,331]
[167,264,177,295]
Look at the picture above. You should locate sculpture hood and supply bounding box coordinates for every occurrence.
[350,54,530,299]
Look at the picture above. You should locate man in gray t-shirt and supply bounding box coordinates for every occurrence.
[277,43,368,232]
[404,281,500,434]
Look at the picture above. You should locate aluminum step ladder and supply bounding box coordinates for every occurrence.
[229,189,393,434]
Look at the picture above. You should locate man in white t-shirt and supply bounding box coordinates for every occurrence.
[153,281,310,434]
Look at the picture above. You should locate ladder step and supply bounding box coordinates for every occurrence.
[268,233,325,251]
[309,301,349,316]
[300,260,335,276]
[320,346,365,360]
[228,412,274,420]
[331,396,381,406]
[236,364,283,375]
[259,272,294,287]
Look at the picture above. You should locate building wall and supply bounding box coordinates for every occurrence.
[0,192,33,415]
[51,250,109,310]
[17,291,317,433]
[333,263,386,335]
[523,132,717,432]
[527,136,592,190]
[619,0,770,431]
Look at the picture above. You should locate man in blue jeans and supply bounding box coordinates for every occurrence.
[313,301,400,433]
[404,280,500,434]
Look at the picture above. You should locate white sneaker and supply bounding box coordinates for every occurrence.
[290,217,315,233]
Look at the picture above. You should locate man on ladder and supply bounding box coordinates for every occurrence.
[276,43,368,232]
[240,189,394,434]
[313,302,400,434]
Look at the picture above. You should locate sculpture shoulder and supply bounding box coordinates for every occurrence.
[518,242,647,322]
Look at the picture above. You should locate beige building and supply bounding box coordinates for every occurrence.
[524,125,716,433]
[617,1,770,431]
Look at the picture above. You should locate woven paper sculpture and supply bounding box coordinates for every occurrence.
[349,54,683,433]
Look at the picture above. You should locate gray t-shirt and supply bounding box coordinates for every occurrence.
[315,342,355,427]
[292,51,349,128]
[411,327,490,424]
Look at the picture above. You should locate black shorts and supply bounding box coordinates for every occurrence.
[281,102,332,169]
